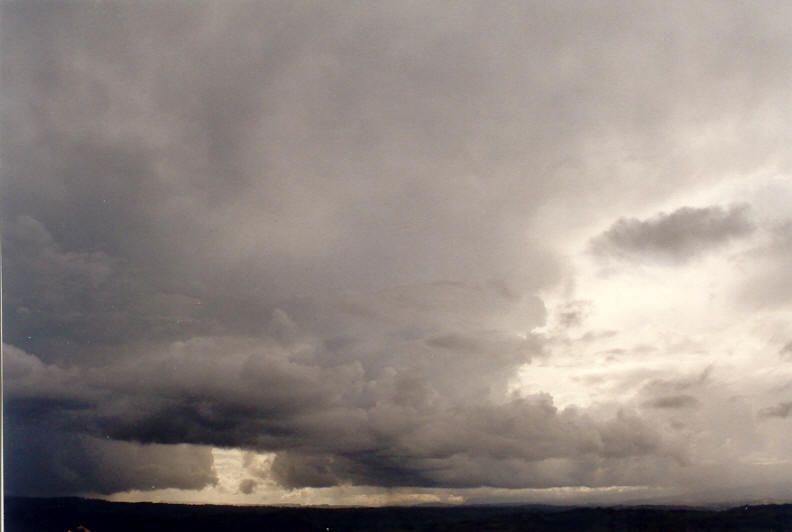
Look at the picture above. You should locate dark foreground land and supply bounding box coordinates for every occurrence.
[5,496,792,532]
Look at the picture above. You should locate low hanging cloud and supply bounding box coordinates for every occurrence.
[3,284,684,493]
[590,204,754,263]
[4,425,217,496]
[1,228,692,493]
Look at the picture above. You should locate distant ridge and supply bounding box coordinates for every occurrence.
[5,496,792,531]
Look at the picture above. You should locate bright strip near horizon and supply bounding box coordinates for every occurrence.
[3,1,792,506]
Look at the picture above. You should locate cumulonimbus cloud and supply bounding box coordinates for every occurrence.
[4,0,792,501]
[3,282,684,492]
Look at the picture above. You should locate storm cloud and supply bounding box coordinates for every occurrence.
[4,420,217,496]
[3,0,792,503]
[3,296,679,491]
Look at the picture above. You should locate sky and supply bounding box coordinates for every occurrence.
[3,0,792,506]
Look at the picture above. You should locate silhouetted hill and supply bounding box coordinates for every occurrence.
[5,496,792,531]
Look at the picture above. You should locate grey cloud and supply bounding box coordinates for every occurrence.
[2,216,209,364]
[272,400,671,490]
[555,301,592,329]
[781,342,792,360]
[615,367,771,477]
[238,479,258,495]
[4,425,217,496]
[577,330,620,344]
[644,367,712,393]
[590,204,754,262]
[643,395,700,410]
[737,221,792,308]
[2,0,567,305]
[241,451,275,488]
[759,401,792,419]
[271,453,357,489]
[4,319,679,492]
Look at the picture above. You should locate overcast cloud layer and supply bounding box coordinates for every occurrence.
[3,1,792,504]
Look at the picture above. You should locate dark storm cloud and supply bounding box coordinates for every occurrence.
[4,423,217,496]
[3,0,792,497]
[590,204,754,262]
[4,319,681,491]
[2,0,568,364]
[2,216,208,360]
